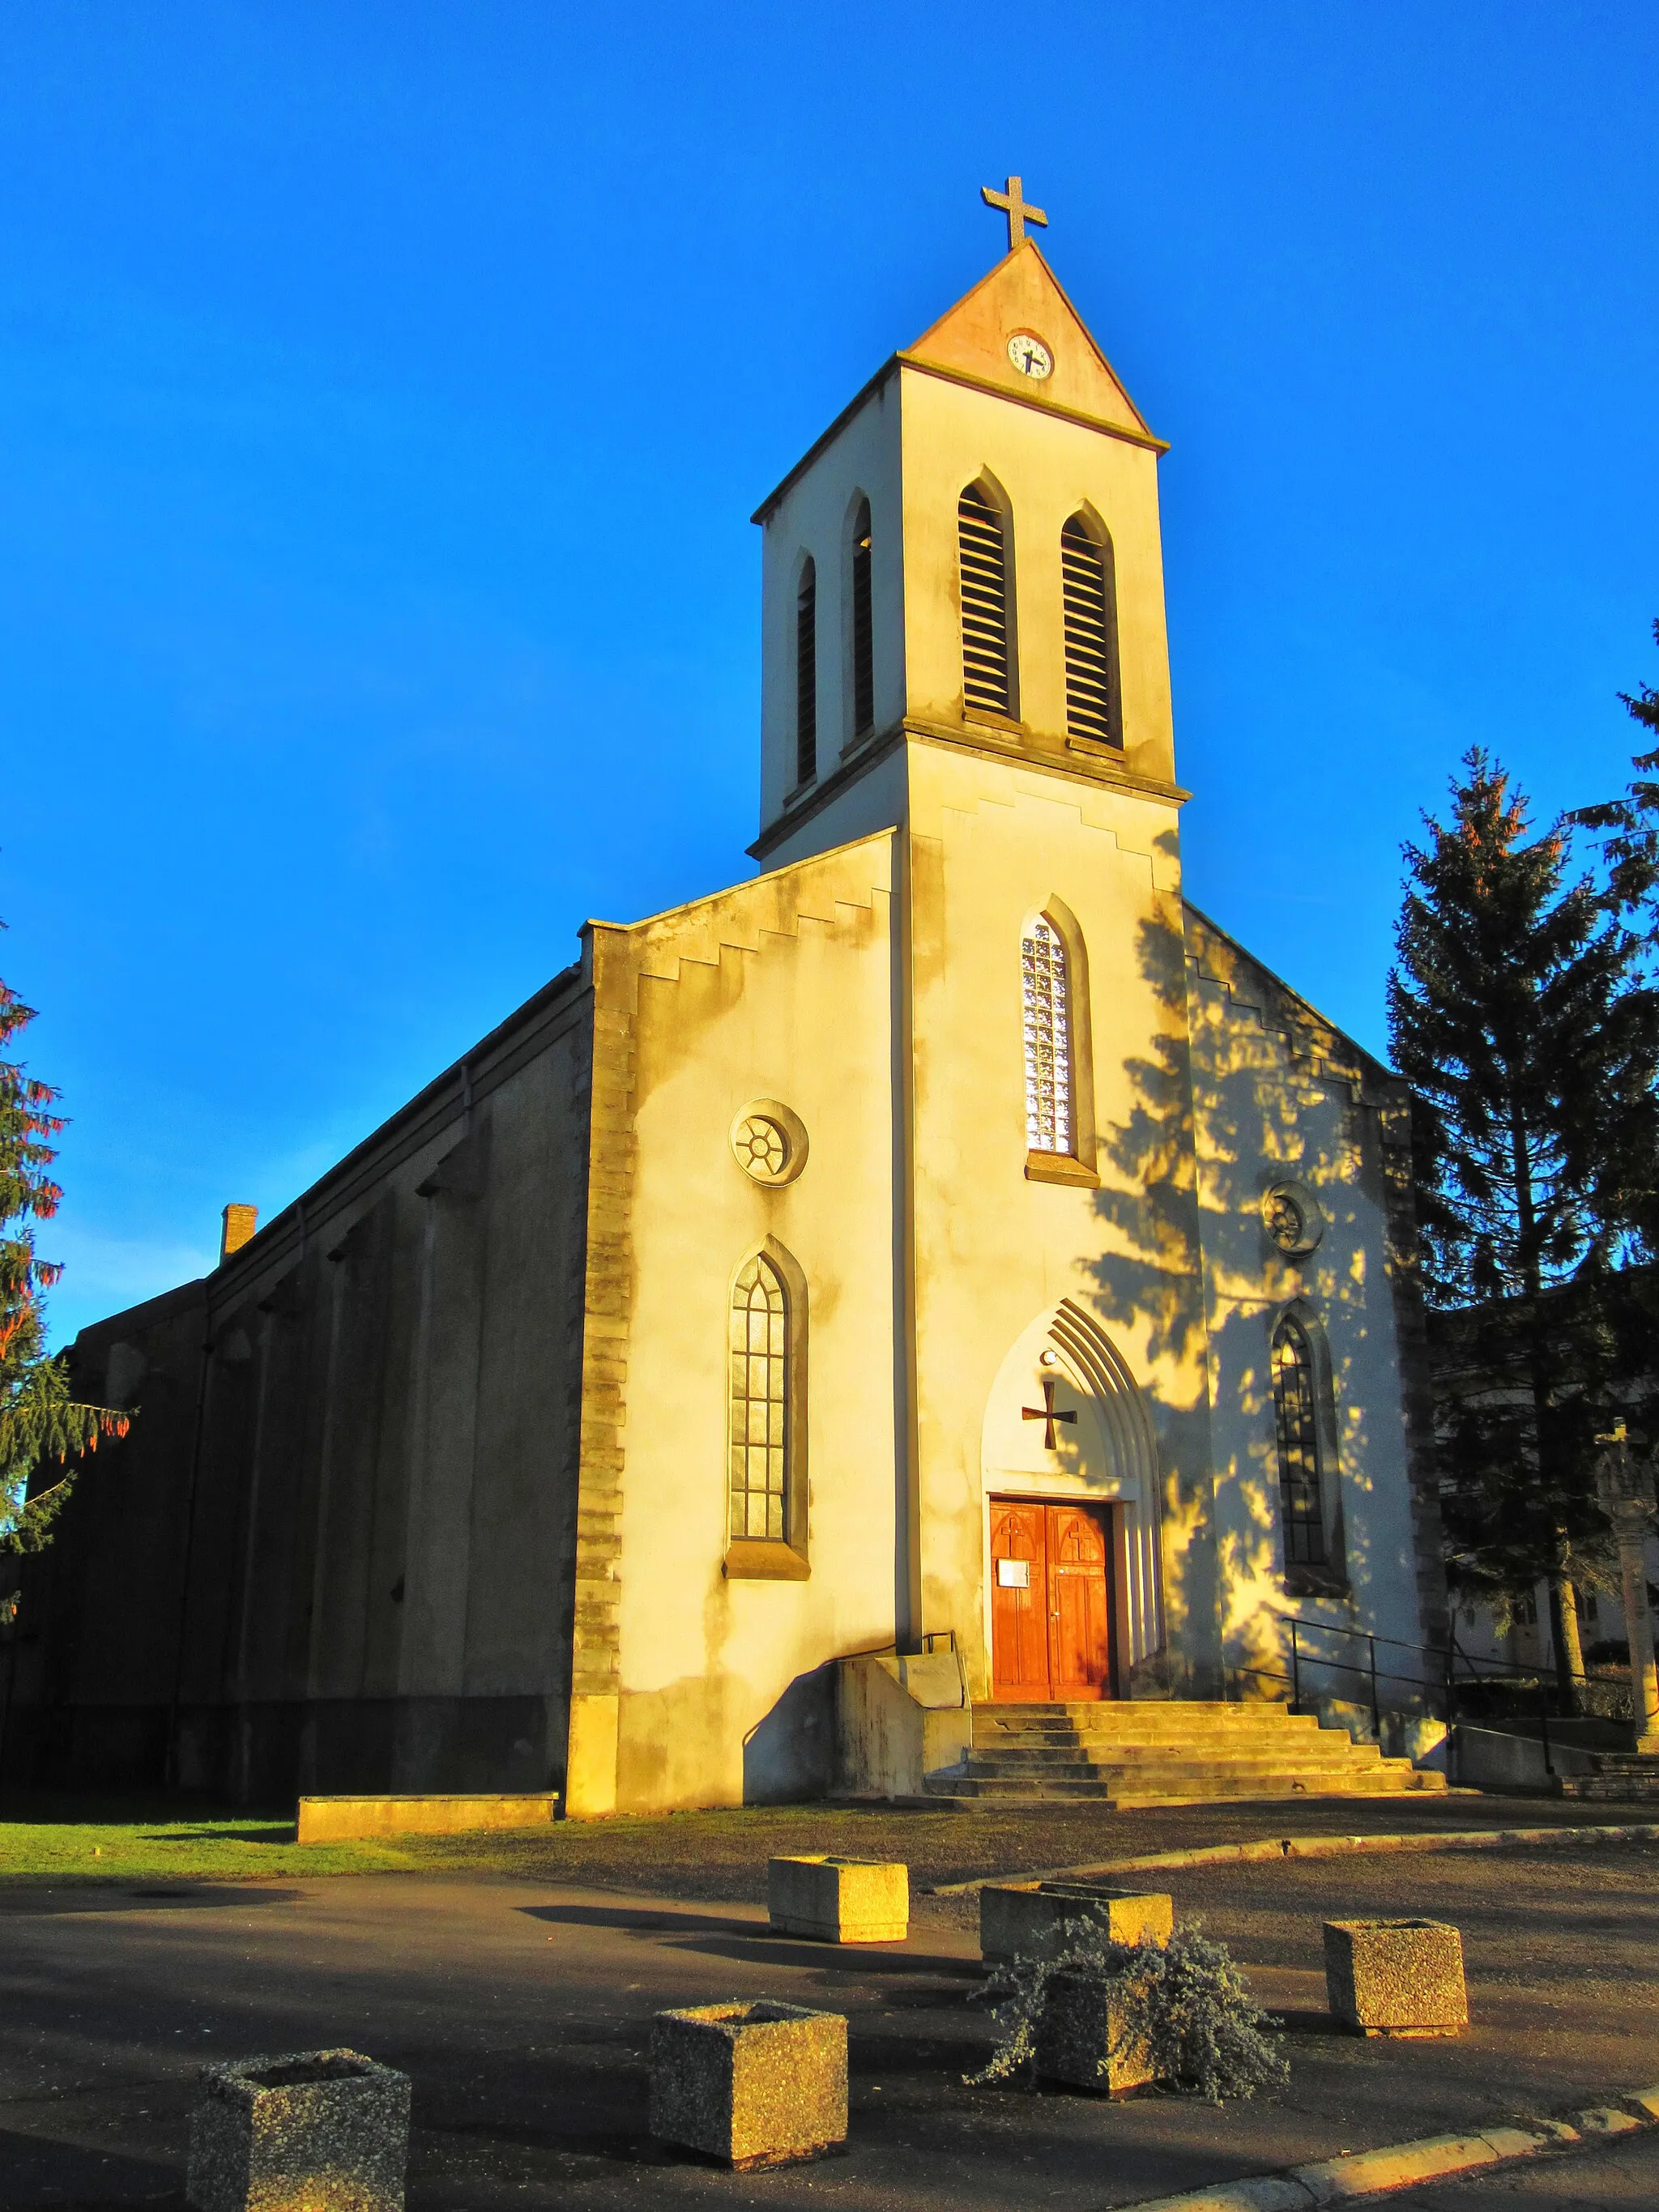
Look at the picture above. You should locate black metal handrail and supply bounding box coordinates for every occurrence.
[1235,1612,1559,1778]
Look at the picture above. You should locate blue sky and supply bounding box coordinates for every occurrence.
[3,2,1656,1345]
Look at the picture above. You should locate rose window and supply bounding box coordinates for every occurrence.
[734,1115,788,1180]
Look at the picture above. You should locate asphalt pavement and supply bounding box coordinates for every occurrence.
[1,1839,1656,2210]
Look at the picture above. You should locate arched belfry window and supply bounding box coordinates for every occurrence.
[851,498,874,739]
[795,557,817,786]
[1021,918,1073,1155]
[1271,1315,1328,1567]
[1060,512,1122,748]
[959,480,1014,717]
[731,1254,790,1541]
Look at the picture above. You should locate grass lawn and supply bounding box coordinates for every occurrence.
[0,1797,1017,1890]
[0,1788,1632,1898]
[0,1798,424,1882]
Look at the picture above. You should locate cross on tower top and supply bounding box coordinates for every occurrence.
[981,176,1048,254]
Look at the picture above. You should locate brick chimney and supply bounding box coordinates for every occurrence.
[220,1204,258,1264]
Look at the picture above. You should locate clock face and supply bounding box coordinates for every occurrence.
[1007,331,1053,381]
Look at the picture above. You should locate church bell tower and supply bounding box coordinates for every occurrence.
[748,189,1207,1675]
[750,185,1183,867]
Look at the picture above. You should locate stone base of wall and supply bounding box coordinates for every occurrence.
[297,1792,557,1842]
[2,1694,567,1805]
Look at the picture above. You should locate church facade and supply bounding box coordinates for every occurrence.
[8,238,1447,1813]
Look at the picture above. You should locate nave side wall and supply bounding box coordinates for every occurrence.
[6,968,595,1805]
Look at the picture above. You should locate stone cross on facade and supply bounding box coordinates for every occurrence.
[981,176,1047,254]
[1021,1375,1076,1451]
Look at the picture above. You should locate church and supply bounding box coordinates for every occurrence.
[8,193,1448,1814]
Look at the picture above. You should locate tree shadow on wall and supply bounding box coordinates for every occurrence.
[1077,884,1409,1707]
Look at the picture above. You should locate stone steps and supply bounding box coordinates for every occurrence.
[1557,1753,1659,1801]
[974,1716,1335,1742]
[977,1718,1360,1737]
[972,1723,1347,1751]
[977,1699,1318,1715]
[964,1730,1392,1758]
[969,1741,1386,1768]
[962,1749,1397,1779]
[939,1771,1435,1803]
[924,1698,1444,1805]
[958,1757,1425,1786]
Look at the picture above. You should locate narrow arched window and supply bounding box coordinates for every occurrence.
[851,499,874,739]
[731,1255,790,1541]
[1061,513,1122,747]
[1021,918,1073,1155]
[795,558,817,786]
[1271,1316,1327,1567]
[959,481,1013,716]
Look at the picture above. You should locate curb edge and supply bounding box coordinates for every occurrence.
[1107,2090,1659,2211]
[928,1822,1659,1897]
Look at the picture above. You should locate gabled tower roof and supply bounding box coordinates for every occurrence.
[754,239,1163,524]
[902,239,1162,449]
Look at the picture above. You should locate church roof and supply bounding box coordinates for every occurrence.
[753,241,1163,524]
[1183,899,1401,1096]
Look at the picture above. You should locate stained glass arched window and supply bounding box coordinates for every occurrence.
[1271,1315,1328,1566]
[730,1254,790,1541]
[1022,918,1073,1155]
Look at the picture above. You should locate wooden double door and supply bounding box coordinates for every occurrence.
[990,1498,1116,1702]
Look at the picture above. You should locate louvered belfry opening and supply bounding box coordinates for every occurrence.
[1061,514,1122,747]
[958,481,1013,716]
[795,556,817,786]
[851,499,874,738]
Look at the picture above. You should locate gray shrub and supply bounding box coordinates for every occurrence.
[967,1916,1290,2104]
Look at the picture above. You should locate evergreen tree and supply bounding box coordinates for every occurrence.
[1388,752,1659,1697]
[1571,619,1659,937]
[1,947,127,1557]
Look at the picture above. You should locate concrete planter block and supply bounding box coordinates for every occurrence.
[649,2001,847,2169]
[1324,1918,1468,2037]
[1034,1967,1155,2097]
[768,1855,909,1942]
[980,1882,1173,1964]
[187,2048,411,2212]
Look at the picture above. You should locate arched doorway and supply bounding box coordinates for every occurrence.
[981,1300,1162,1703]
